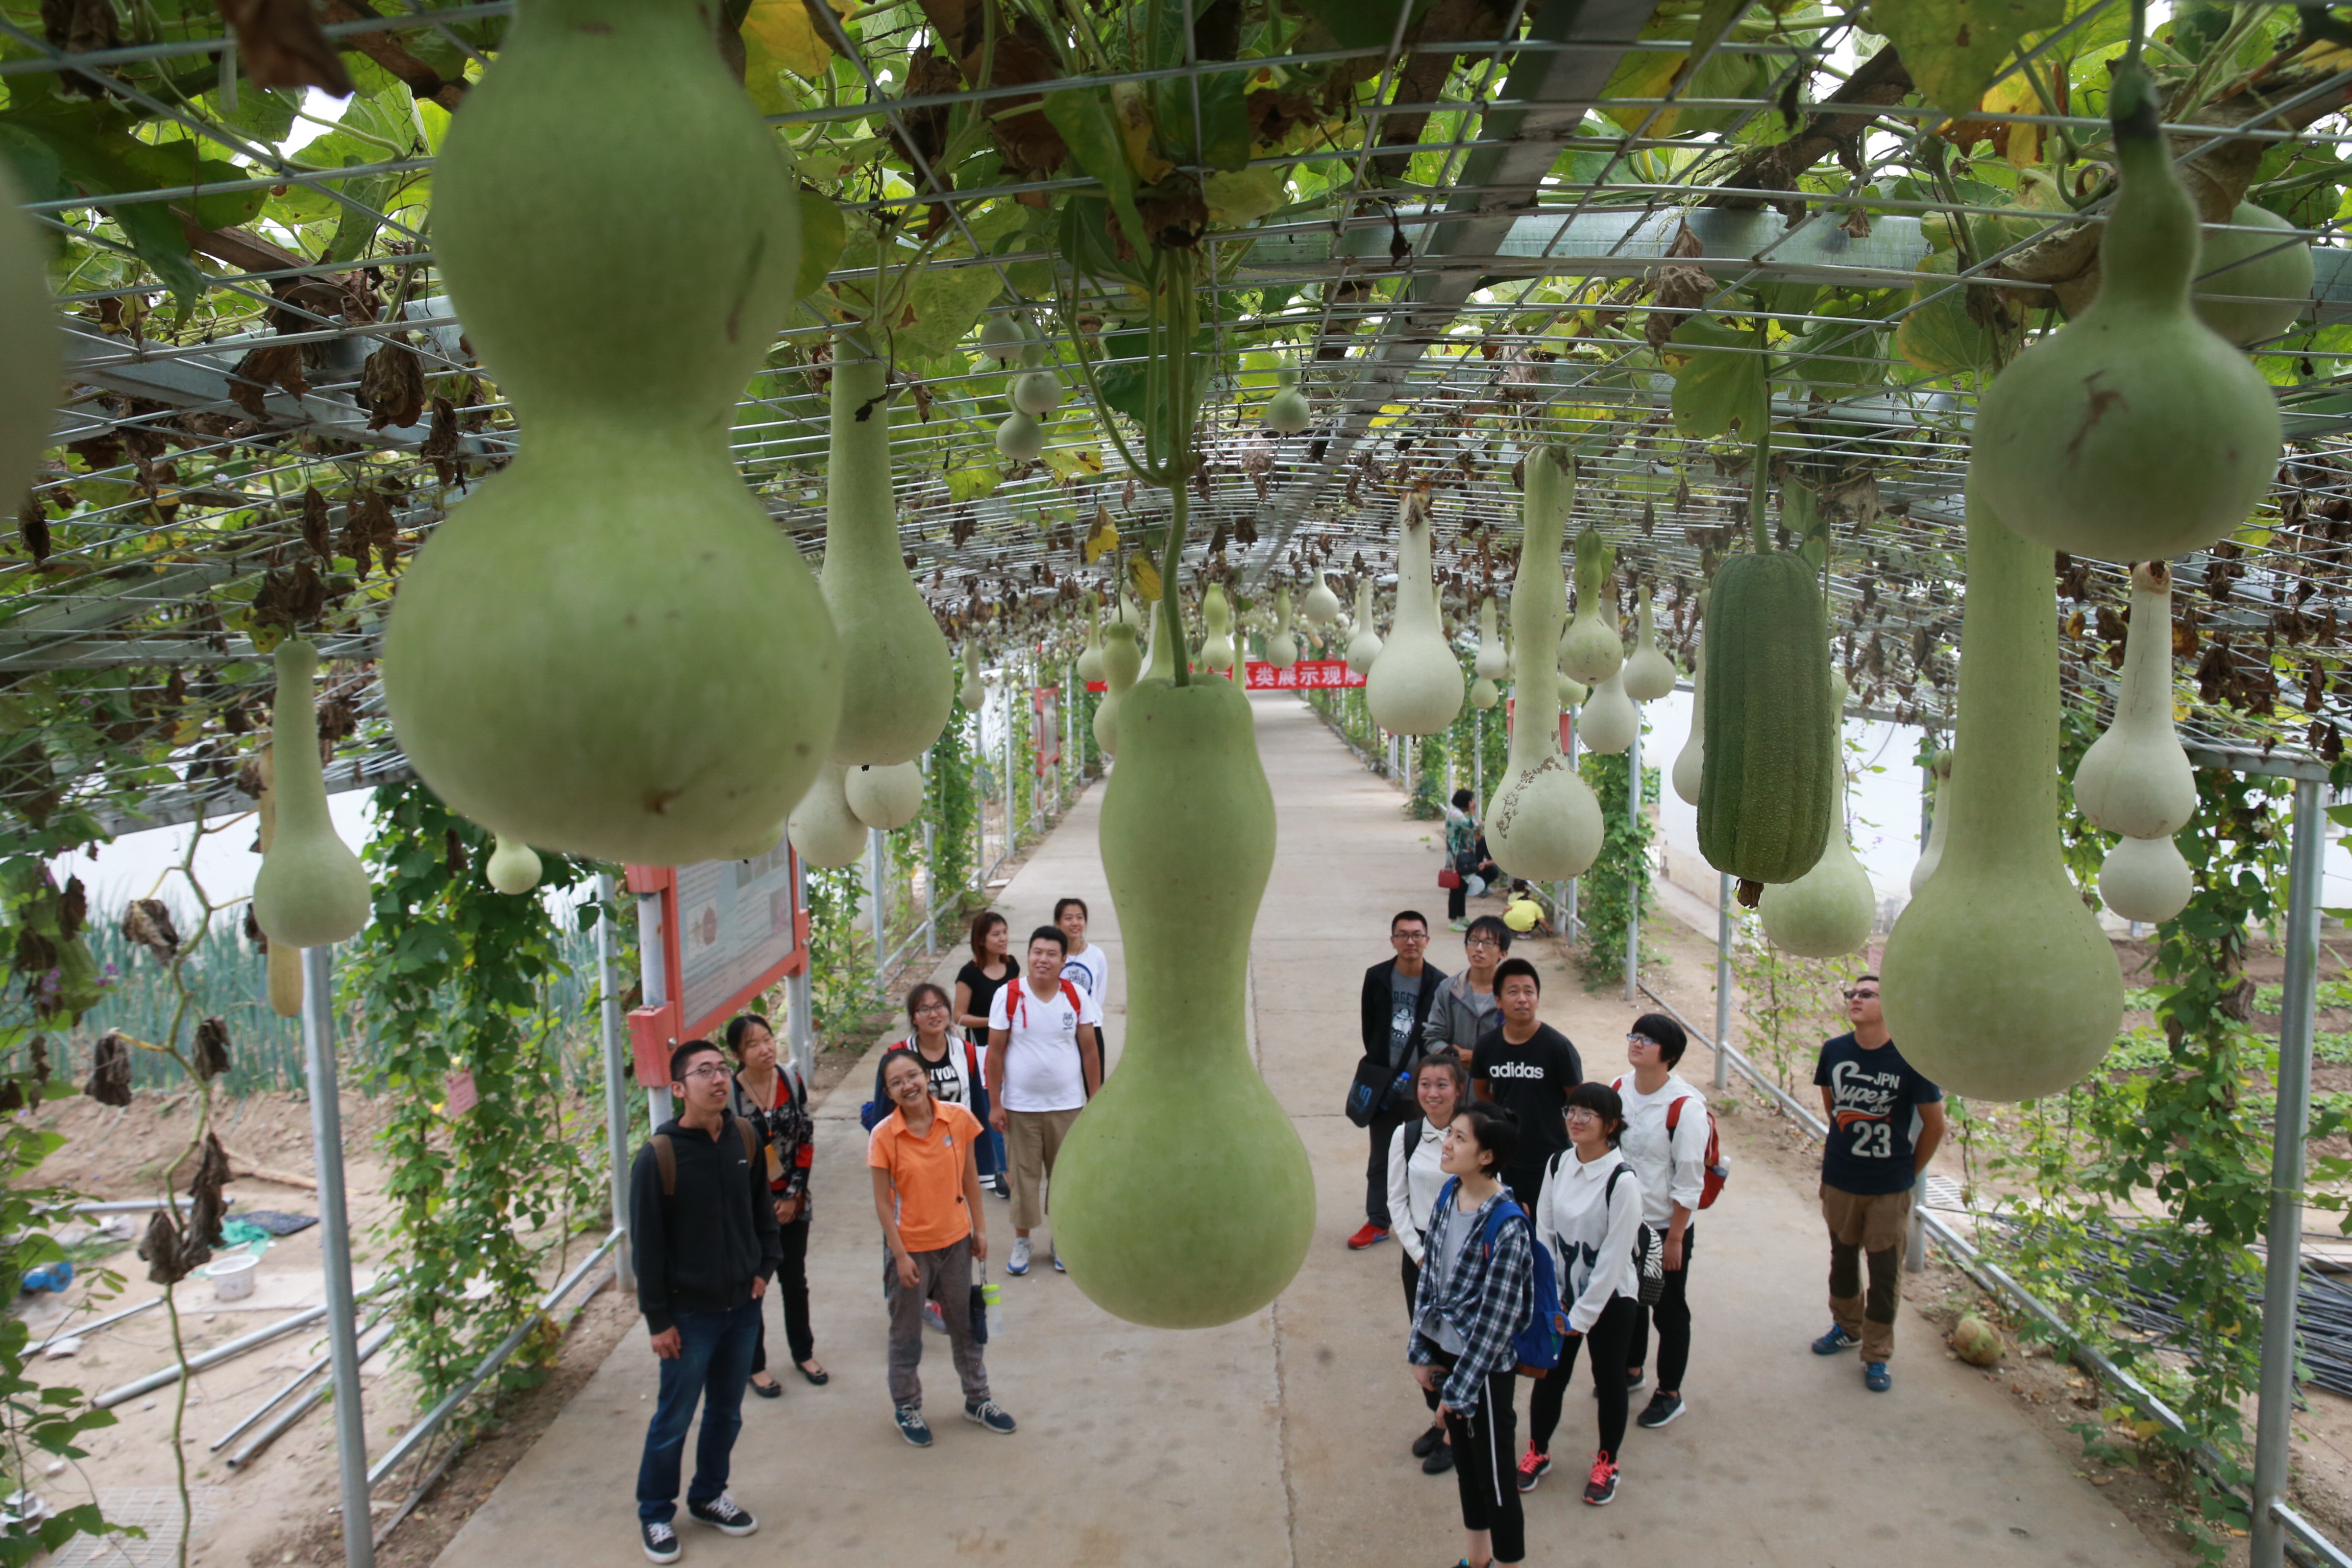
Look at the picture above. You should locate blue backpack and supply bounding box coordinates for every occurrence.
[1435,1177,1563,1372]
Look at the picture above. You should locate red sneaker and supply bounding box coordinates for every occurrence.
[1515,1442,1551,1492]
[1583,1451,1620,1506]
[1345,1223,1391,1251]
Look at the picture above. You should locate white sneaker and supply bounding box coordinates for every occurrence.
[1007,1237,1032,1276]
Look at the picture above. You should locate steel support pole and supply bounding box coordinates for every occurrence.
[788,853,815,1086]
[1004,673,1018,855]
[921,751,938,957]
[2254,775,2328,1568]
[1712,871,1733,1093]
[1563,718,1580,942]
[1624,710,1642,1001]
[594,872,634,1291]
[1473,710,1483,802]
[637,890,671,1130]
[868,827,886,986]
[300,944,374,1568]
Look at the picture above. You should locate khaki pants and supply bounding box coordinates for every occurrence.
[1820,1183,1912,1362]
[1006,1107,1082,1232]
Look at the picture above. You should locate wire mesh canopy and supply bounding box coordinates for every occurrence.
[3,0,2350,842]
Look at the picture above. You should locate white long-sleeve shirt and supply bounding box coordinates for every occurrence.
[1386,1117,1450,1265]
[1533,1146,1645,1334]
[1611,1072,1710,1228]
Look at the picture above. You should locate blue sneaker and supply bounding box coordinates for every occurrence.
[893,1406,934,1447]
[1864,1361,1892,1391]
[1007,1237,1032,1276]
[964,1398,1017,1434]
[1811,1325,1861,1355]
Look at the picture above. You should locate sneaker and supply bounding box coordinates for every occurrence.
[687,1494,756,1536]
[1448,919,1469,932]
[1050,1248,1066,1273]
[1007,1237,1032,1276]
[1635,1391,1685,1429]
[1345,1223,1391,1251]
[1411,1425,1445,1460]
[992,1175,1010,1199]
[1583,1452,1620,1506]
[1422,1439,1453,1475]
[922,1301,947,1334]
[964,1398,1017,1434]
[893,1406,934,1447]
[1810,1325,1861,1355]
[640,1520,681,1565]
[1514,1442,1551,1492]
[1864,1361,1893,1392]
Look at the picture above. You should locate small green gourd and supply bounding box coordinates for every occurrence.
[976,313,1024,364]
[1011,369,1061,417]
[1303,569,1342,627]
[1908,750,1953,896]
[1200,585,1236,674]
[824,354,953,767]
[959,647,986,712]
[1343,580,1384,675]
[0,163,61,505]
[2099,831,2194,924]
[788,763,869,868]
[252,640,372,948]
[1052,678,1313,1326]
[1473,597,1508,682]
[1264,585,1299,670]
[846,761,924,831]
[1075,600,1106,684]
[1093,621,1142,755]
[2193,203,2313,347]
[1621,585,1678,702]
[997,411,1043,461]
[1879,486,2124,1100]
[1759,772,1875,958]
[1967,63,2282,562]
[1578,670,1636,755]
[1559,529,1625,685]
[1671,626,1705,806]
[1366,493,1464,734]
[1265,365,1311,435]
[1486,452,1604,881]
[384,0,837,865]
[2072,561,2195,840]
[1557,671,1588,708]
[1469,678,1499,709]
[486,837,543,896]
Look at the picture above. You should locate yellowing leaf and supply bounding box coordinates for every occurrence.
[1128,552,1163,603]
[1879,0,2068,121]
[1083,509,1120,564]
[744,0,840,88]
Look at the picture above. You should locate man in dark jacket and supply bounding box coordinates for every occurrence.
[1350,910,1449,1250]
[631,1039,782,1564]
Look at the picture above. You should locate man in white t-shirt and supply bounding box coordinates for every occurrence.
[985,925,1103,1277]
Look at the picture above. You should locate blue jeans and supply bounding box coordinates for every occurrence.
[635,1297,762,1524]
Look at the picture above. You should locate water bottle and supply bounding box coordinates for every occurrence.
[20,1260,71,1294]
[981,1265,1004,1335]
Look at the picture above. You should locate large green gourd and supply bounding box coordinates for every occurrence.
[384,0,839,865]
[252,641,372,948]
[1968,63,2281,562]
[1880,487,2124,1100]
[1366,495,1464,734]
[2193,203,2313,347]
[824,353,952,765]
[1486,452,1603,881]
[0,164,60,504]
[1053,678,1312,1327]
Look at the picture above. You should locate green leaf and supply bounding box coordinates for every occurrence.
[1293,0,1428,54]
[892,255,1000,360]
[0,112,206,310]
[1872,0,2068,120]
[119,140,265,231]
[1042,89,1145,252]
[1151,69,1252,173]
[793,189,844,299]
[1665,318,1769,438]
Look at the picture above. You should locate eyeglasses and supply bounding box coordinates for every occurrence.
[1394,930,1428,942]
[1626,1034,1659,1048]
[1845,989,1880,1001]
[1464,935,1500,949]
[914,1003,950,1015]
[1565,1108,1601,1124]
[679,1064,730,1083]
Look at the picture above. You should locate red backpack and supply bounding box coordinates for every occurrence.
[1613,1077,1729,1210]
[1006,978,1084,1029]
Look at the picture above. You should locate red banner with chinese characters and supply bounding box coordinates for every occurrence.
[1243,659,1366,691]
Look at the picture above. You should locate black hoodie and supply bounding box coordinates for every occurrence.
[630,1112,783,1334]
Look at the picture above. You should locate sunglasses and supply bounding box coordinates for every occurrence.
[1844,989,1880,1001]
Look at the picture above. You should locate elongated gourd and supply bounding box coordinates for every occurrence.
[1366,495,1464,734]
[486,837,543,896]
[1908,750,1953,896]
[1303,569,1342,627]
[2073,561,2195,839]
[1052,678,1312,1326]
[252,640,371,948]
[1560,529,1625,684]
[2100,831,2194,924]
[824,354,953,766]
[1200,585,1236,674]
[1473,597,1508,683]
[385,0,837,865]
[788,763,869,868]
[253,750,305,1019]
[1093,621,1142,755]
[846,761,924,830]
[2194,203,2313,348]
[1264,586,1298,670]
[1343,580,1384,674]
[959,647,986,712]
[1621,584,1678,701]
[1075,602,1106,683]
[0,163,60,508]
[1671,626,1705,806]
[1879,486,2124,1100]
[1967,63,2281,562]
[1486,452,1604,881]
[1760,775,1875,958]
[1578,670,1637,755]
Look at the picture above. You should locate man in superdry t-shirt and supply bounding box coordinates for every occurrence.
[1808,972,1945,1391]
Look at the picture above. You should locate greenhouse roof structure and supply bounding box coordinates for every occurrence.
[5,0,2352,841]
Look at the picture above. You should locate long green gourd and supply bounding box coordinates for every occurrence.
[0,165,60,505]
[825,353,952,766]
[1092,620,1142,754]
[1558,529,1624,684]
[384,0,837,865]
[1264,585,1299,670]
[1051,677,1312,1326]
[1486,452,1603,881]
[1366,493,1463,733]
[1343,580,1384,674]
[1759,765,1874,958]
[252,641,371,948]
[1880,485,2124,1100]
[1968,62,2280,562]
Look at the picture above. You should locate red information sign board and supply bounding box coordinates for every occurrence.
[1242,659,1365,691]
[622,846,809,1088]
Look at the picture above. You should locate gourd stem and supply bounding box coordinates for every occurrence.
[1747,411,1774,555]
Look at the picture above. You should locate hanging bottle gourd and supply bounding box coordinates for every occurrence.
[1075,598,1107,684]
[1621,584,1678,702]
[486,837,543,896]
[1671,607,1706,806]
[997,410,1044,461]
[1343,579,1384,675]
[1559,529,1625,685]
[1578,671,1638,755]
[1967,60,2281,562]
[846,761,925,831]
[1010,335,1061,418]
[1760,756,1877,959]
[0,163,59,506]
[385,0,836,867]
[824,353,953,768]
[249,750,304,1019]
[1699,432,1838,904]
[1093,620,1143,755]
[1486,451,1604,881]
[1908,750,1953,896]
[788,763,870,868]
[1557,672,1588,709]
[252,640,372,949]
[959,646,987,712]
[1879,484,2125,1100]
[1303,568,1342,627]
[1367,490,1465,734]
[2100,833,2195,924]
[2193,203,2314,347]
[1473,598,1508,682]
[976,312,1024,364]
[1264,585,1299,670]
[1264,364,1311,435]
[1200,584,1236,674]
[2074,561,2199,924]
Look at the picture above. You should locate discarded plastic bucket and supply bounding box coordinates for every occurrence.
[204,1254,258,1302]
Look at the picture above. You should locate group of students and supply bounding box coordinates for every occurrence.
[625,900,1111,1564]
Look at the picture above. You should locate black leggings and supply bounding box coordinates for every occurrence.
[1528,1294,1638,1461]
[1627,1221,1695,1391]
[750,1214,814,1374]
[1401,1257,1442,1422]
[1430,1351,1523,1563]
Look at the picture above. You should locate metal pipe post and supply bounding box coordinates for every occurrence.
[921,751,938,957]
[788,852,815,1086]
[868,827,887,986]
[1712,871,1733,1094]
[1624,710,1641,1001]
[2253,776,2328,1568]
[637,890,672,1130]
[594,871,634,1291]
[1473,711,1483,802]
[1563,718,1580,942]
[1004,671,1018,855]
[301,944,375,1568]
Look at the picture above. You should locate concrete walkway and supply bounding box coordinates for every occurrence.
[435,695,2165,1568]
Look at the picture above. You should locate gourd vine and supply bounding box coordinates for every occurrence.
[923,704,983,926]
[1574,747,1659,984]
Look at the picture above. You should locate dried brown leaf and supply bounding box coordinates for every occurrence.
[214,0,355,95]
[358,336,426,430]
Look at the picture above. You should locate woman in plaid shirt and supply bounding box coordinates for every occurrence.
[1409,1104,1536,1568]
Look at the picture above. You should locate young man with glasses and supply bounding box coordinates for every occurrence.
[1423,915,1513,1055]
[1350,911,1450,1250]
[630,1040,779,1562]
[1809,973,1945,1391]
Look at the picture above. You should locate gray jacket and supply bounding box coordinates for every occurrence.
[1423,972,1501,1053]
